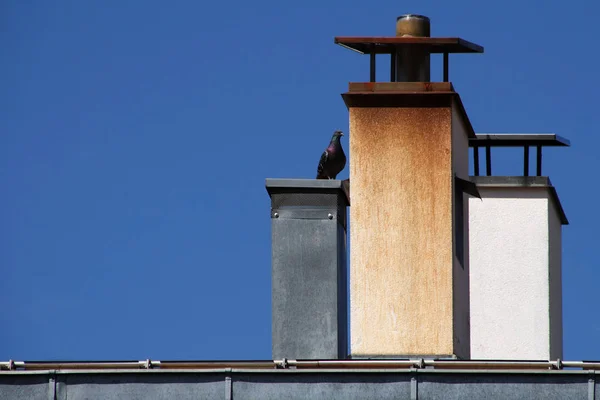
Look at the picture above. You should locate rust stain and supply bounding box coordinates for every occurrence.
[349,107,455,357]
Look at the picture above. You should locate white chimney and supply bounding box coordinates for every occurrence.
[468,135,569,360]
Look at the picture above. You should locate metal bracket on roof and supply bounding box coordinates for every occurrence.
[225,374,233,400]
[550,358,563,370]
[275,358,289,369]
[410,376,419,400]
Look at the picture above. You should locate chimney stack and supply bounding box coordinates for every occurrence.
[266,179,349,360]
[265,14,569,364]
[336,16,483,359]
[468,135,569,360]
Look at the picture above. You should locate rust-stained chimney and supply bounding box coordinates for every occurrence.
[335,16,483,359]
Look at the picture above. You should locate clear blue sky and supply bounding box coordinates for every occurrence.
[2,1,599,361]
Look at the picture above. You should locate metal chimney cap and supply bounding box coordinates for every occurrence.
[396,14,430,22]
[396,14,430,37]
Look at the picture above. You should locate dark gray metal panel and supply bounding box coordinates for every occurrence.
[62,373,224,400]
[232,372,412,400]
[268,178,349,360]
[418,373,588,400]
[0,374,49,400]
[271,217,346,359]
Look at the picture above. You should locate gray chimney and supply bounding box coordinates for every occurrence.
[266,178,349,360]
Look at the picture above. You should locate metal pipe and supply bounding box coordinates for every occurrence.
[486,145,492,176]
[562,361,600,369]
[524,146,529,176]
[4,359,600,371]
[370,47,376,82]
[290,360,416,369]
[158,361,276,370]
[0,360,277,371]
[536,145,542,175]
[390,49,397,82]
[4,361,146,370]
[426,360,554,370]
[443,52,449,82]
[473,146,480,176]
[283,359,594,370]
[395,14,430,82]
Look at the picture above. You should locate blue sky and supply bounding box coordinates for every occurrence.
[1,1,599,361]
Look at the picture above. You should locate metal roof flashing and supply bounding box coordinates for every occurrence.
[265,178,350,206]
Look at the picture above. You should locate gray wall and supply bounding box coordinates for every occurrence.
[1,369,596,400]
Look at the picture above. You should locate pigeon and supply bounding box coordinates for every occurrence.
[316,130,346,179]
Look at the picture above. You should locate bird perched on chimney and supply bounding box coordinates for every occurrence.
[316,130,346,179]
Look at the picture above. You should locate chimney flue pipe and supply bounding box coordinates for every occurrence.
[395,14,431,82]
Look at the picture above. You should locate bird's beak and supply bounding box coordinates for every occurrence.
[340,132,344,136]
